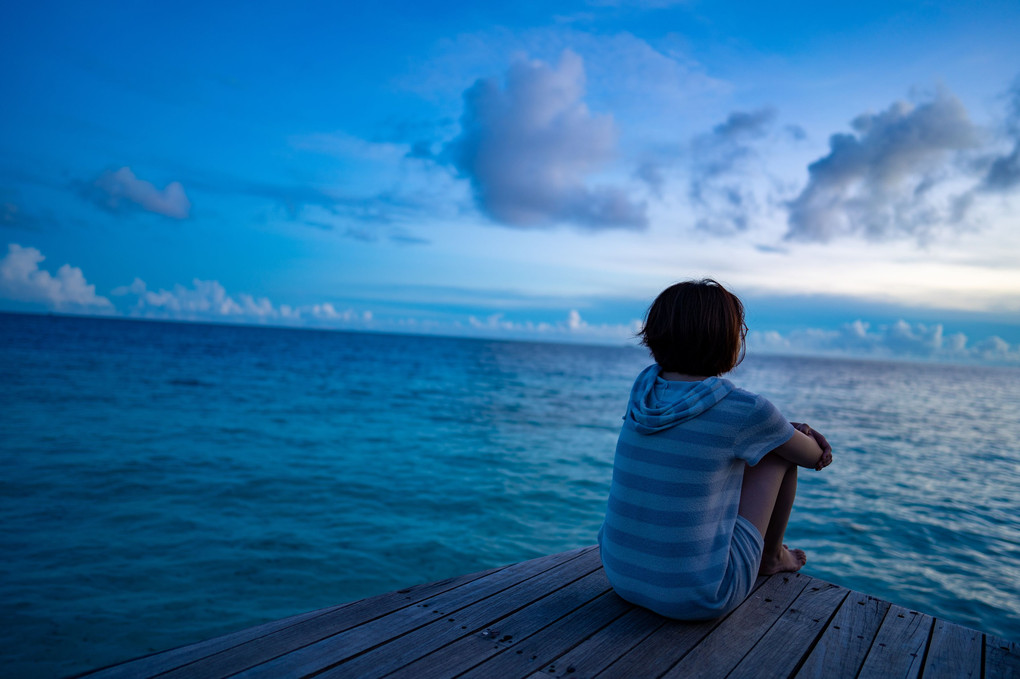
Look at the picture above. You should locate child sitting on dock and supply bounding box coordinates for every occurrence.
[599,279,833,620]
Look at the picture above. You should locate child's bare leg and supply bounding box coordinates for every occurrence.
[738,453,807,575]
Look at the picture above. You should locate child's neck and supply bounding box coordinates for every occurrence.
[661,371,711,382]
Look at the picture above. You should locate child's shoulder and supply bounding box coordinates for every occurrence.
[719,381,760,405]
[720,382,781,415]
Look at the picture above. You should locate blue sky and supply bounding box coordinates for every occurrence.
[3,0,1020,363]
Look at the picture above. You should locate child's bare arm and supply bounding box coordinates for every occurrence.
[772,423,833,470]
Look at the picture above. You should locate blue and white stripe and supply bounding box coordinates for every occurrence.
[599,364,795,619]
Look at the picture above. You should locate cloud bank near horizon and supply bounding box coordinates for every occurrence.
[0,244,112,311]
[748,319,1020,364]
[3,242,1019,365]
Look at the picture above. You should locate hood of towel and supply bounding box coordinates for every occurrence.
[623,364,735,435]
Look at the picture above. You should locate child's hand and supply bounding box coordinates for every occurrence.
[792,422,833,471]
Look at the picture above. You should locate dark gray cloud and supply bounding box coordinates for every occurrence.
[188,174,432,230]
[187,175,340,218]
[343,227,379,242]
[1,200,40,230]
[981,80,1020,191]
[406,140,435,160]
[184,169,442,244]
[443,51,647,231]
[389,233,431,246]
[634,161,665,197]
[785,124,807,141]
[786,91,980,242]
[82,167,191,219]
[711,108,776,140]
[983,146,1020,190]
[689,107,776,235]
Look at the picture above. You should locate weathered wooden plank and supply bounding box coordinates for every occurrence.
[794,590,891,679]
[458,591,634,679]
[385,567,615,679]
[659,572,812,679]
[525,604,665,678]
[78,561,502,679]
[76,546,1012,679]
[592,616,718,679]
[237,547,602,679]
[593,575,768,679]
[310,546,603,672]
[921,619,982,679]
[856,605,932,679]
[728,579,848,678]
[118,547,589,679]
[986,634,1020,678]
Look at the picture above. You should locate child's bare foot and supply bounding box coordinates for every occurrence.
[759,544,807,575]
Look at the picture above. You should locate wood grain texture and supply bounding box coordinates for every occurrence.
[794,591,891,679]
[727,579,848,679]
[660,572,812,679]
[524,604,665,678]
[75,548,1002,679]
[592,615,720,679]
[384,567,614,679]
[249,547,602,679]
[87,548,587,679]
[922,619,982,679]
[458,590,634,679]
[985,634,1020,679]
[593,576,769,679]
[856,605,932,679]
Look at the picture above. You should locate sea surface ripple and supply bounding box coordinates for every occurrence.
[1,313,1018,677]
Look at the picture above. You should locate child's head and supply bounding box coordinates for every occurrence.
[639,278,746,376]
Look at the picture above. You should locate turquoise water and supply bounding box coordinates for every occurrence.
[1,312,1018,677]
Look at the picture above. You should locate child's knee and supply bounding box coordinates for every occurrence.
[758,450,793,470]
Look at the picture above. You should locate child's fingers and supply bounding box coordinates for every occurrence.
[811,430,832,454]
[815,451,833,470]
[795,423,833,459]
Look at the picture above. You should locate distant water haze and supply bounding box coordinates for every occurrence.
[1,312,1018,678]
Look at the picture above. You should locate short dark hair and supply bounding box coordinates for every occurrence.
[638,279,746,376]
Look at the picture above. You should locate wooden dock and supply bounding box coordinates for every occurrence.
[80,545,1018,678]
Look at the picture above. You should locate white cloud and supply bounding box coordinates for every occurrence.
[687,108,778,235]
[465,308,640,343]
[748,319,1020,364]
[90,167,191,219]
[113,277,373,326]
[0,243,112,310]
[786,89,981,242]
[567,308,585,330]
[443,50,647,230]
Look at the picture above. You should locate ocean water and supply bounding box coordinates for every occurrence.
[1,312,1018,677]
